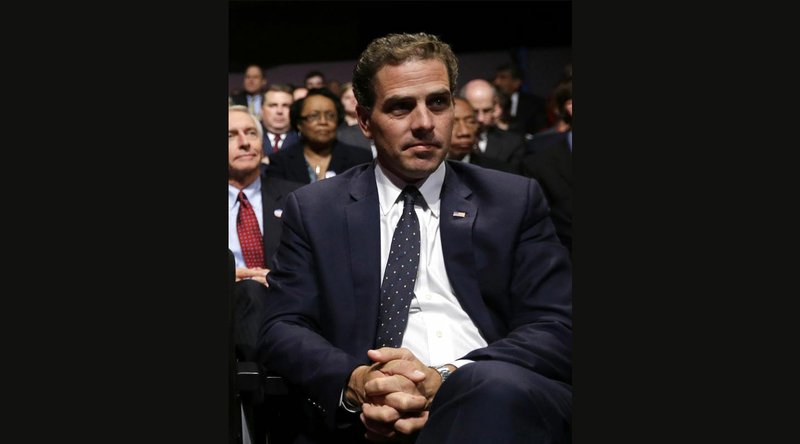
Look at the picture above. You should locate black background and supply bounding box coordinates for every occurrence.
[229,1,572,71]
[6,0,788,442]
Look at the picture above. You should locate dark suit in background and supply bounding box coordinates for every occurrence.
[336,124,373,152]
[233,173,304,362]
[261,127,301,157]
[260,161,572,442]
[483,127,526,173]
[457,150,519,174]
[265,140,373,184]
[521,131,572,254]
[508,91,548,136]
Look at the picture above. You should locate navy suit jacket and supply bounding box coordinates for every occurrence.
[260,160,572,430]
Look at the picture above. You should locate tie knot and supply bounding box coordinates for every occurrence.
[401,186,422,208]
[238,191,251,207]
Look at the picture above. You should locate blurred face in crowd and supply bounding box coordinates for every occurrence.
[305,75,325,89]
[261,91,294,133]
[228,109,263,180]
[243,66,265,94]
[463,80,501,130]
[297,95,338,147]
[340,87,358,118]
[358,59,453,183]
[450,98,479,158]
[293,87,308,101]
[492,69,521,95]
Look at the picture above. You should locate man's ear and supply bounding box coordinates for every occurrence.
[356,105,373,139]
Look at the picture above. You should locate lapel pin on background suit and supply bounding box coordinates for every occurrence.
[453,211,466,218]
[274,209,283,218]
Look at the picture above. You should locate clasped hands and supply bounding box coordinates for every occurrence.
[235,267,270,286]
[346,347,446,442]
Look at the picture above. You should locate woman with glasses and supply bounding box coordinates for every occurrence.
[266,88,373,184]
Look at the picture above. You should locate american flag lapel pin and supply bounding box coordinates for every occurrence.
[453,211,466,218]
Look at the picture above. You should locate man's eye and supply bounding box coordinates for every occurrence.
[428,97,450,110]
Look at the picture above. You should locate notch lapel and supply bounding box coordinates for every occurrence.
[439,165,498,341]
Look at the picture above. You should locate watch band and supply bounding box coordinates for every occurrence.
[432,365,452,383]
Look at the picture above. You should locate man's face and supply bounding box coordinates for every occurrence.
[358,59,453,183]
[340,88,358,116]
[450,99,479,157]
[228,110,263,178]
[492,70,521,95]
[243,66,265,94]
[261,91,293,133]
[297,95,338,146]
[464,83,500,130]
[305,75,324,89]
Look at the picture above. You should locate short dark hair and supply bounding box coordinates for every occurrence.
[495,63,523,80]
[353,32,459,111]
[289,87,345,131]
[265,83,293,95]
[304,70,326,82]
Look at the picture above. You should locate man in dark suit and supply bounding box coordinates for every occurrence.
[259,84,301,157]
[521,79,572,255]
[231,64,267,120]
[493,63,548,137]
[260,33,572,443]
[448,97,518,174]
[229,104,305,444]
[460,78,526,173]
[228,105,303,359]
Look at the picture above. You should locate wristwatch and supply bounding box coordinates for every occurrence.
[432,365,453,383]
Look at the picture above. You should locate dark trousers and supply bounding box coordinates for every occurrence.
[418,360,572,444]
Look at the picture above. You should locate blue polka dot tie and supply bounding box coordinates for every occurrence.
[376,186,422,348]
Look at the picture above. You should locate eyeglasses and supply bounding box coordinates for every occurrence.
[300,111,337,123]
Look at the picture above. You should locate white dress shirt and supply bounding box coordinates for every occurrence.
[228,177,264,268]
[375,161,487,368]
[266,131,287,151]
[477,130,488,153]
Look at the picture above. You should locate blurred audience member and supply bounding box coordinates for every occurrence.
[304,70,326,89]
[336,82,372,152]
[492,63,547,137]
[267,88,372,184]
[231,64,267,120]
[260,84,300,160]
[448,98,517,173]
[520,76,572,254]
[460,79,525,173]
[292,87,308,101]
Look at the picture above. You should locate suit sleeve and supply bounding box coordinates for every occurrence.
[259,192,362,429]
[463,178,572,384]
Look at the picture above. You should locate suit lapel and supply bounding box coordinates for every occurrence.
[345,164,382,341]
[259,176,284,267]
[439,164,498,340]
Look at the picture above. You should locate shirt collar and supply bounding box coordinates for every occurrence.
[375,160,444,218]
[228,176,262,211]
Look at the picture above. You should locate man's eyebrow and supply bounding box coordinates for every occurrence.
[382,89,452,105]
